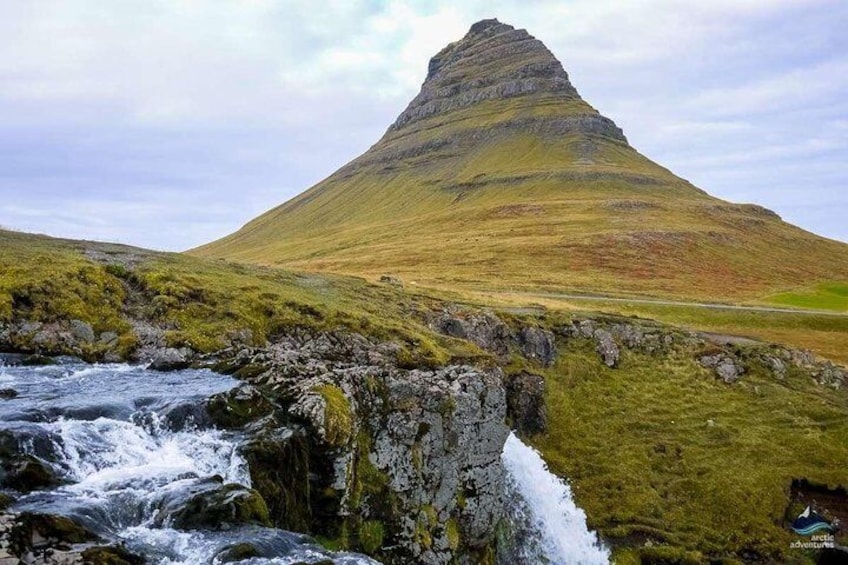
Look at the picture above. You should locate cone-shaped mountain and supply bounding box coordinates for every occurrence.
[194,19,848,301]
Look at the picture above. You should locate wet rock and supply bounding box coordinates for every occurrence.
[0,456,59,493]
[154,477,271,531]
[0,390,17,400]
[148,347,193,371]
[207,384,274,429]
[594,329,620,368]
[240,427,312,532]
[505,371,547,435]
[0,494,14,512]
[20,355,57,367]
[0,427,62,493]
[517,327,556,366]
[80,545,145,565]
[9,512,95,555]
[215,542,261,562]
[699,354,744,384]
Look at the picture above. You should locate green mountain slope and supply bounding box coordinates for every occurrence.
[193,18,848,303]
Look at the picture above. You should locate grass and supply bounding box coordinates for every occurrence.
[4,228,848,563]
[192,86,848,305]
[769,283,848,313]
[527,333,848,564]
[0,229,479,365]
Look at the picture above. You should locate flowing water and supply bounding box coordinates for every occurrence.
[1,357,608,564]
[0,358,377,564]
[500,433,610,565]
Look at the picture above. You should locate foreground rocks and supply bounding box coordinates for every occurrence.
[213,331,509,565]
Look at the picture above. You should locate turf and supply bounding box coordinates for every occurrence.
[528,335,848,564]
[769,283,848,313]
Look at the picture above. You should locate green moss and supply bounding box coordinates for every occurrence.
[445,517,460,551]
[358,520,385,554]
[243,432,312,532]
[80,545,145,565]
[315,384,353,448]
[11,513,94,555]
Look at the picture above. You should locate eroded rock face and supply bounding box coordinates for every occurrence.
[387,19,623,143]
[231,331,509,565]
[699,354,745,384]
[517,327,556,367]
[505,371,547,435]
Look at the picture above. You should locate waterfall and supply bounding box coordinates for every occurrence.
[500,432,610,565]
[1,360,378,565]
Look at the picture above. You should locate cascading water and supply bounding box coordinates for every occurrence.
[0,358,378,564]
[2,357,609,564]
[500,432,610,565]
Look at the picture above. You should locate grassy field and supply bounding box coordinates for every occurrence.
[525,334,848,564]
[769,283,848,313]
[3,228,848,563]
[0,229,478,365]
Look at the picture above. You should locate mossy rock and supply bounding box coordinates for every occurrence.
[207,384,274,429]
[315,384,353,447]
[0,455,59,492]
[20,354,57,366]
[242,430,313,532]
[0,492,15,510]
[169,483,271,530]
[214,542,261,562]
[10,512,95,555]
[80,545,145,565]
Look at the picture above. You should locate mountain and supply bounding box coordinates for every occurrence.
[193,19,848,302]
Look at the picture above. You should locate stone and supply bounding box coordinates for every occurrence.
[505,371,547,435]
[594,329,619,368]
[97,331,119,347]
[153,477,271,531]
[207,384,274,429]
[699,354,744,384]
[379,275,404,288]
[148,347,193,371]
[69,320,95,344]
[517,327,556,366]
[0,390,17,400]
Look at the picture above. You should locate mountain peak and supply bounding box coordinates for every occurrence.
[390,18,603,135]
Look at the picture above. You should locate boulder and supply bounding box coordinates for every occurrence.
[153,477,271,531]
[517,327,556,366]
[69,320,95,344]
[207,384,274,429]
[594,329,620,368]
[505,372,547,435]
[699,354,744,384]
[148,347,193,371]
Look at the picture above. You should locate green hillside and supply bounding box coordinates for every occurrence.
[193,19,848,304]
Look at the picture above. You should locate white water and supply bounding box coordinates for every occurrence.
[501,433,610,565]
[2,361,378,565]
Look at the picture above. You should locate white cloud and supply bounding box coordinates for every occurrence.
[0,0,846,247]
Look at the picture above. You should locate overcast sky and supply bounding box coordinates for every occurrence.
[1,0,846,250]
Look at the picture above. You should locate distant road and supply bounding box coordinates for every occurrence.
[497,291,848,317]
